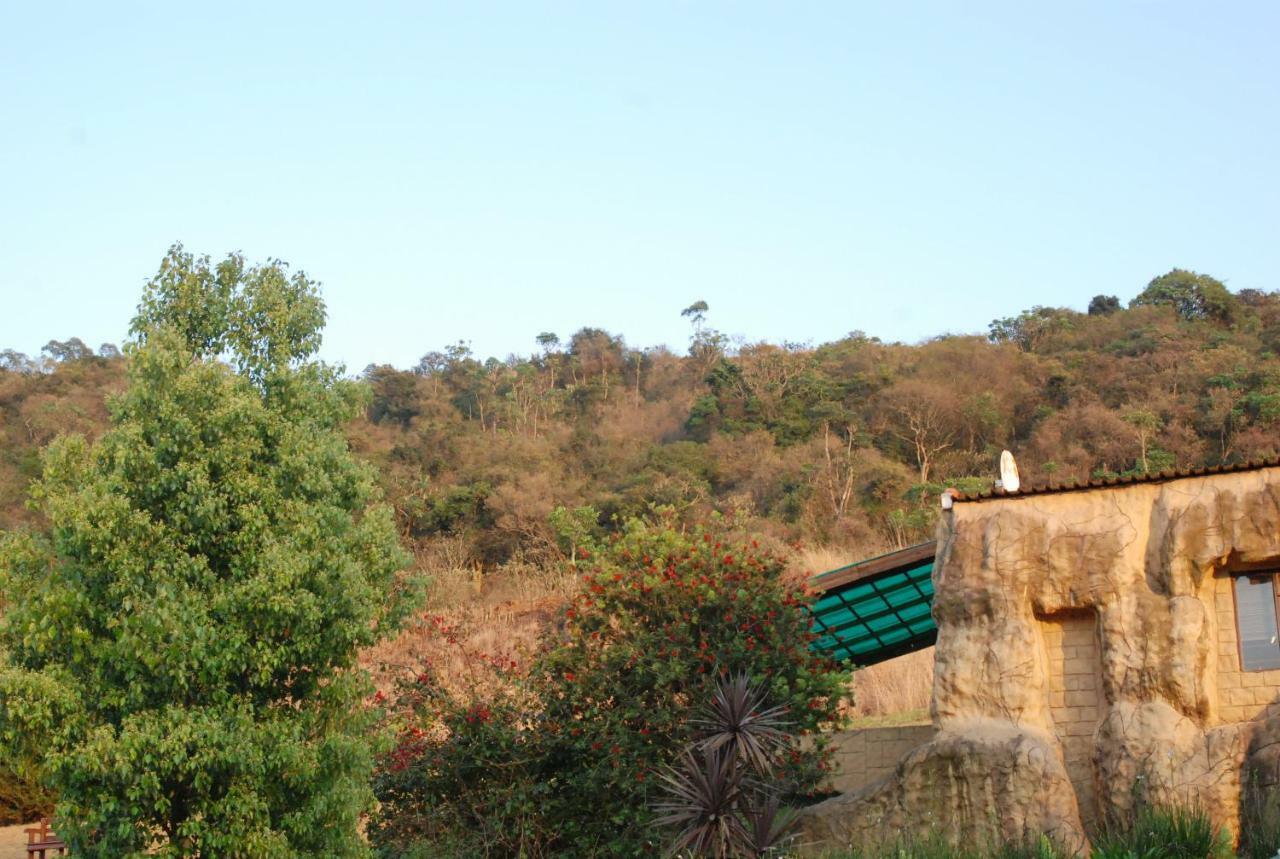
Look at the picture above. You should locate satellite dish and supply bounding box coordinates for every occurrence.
[1000,450,1021,493]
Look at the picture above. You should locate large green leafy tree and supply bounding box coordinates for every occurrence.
[0,246,413,857]
[1130,268,1238,323]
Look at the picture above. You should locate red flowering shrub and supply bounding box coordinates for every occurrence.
[371,509,850,857]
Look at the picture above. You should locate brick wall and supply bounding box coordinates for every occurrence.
[1214,574,1280,723]
[826,723,935,795]
[1041,611,1102,823]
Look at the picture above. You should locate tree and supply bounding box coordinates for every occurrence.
[879,379,959,483]
[821,421,859,521]
[535,331,560,353]
[987,306,1076,352]
[681,300,709,332]
[548,504,602,564]
[0,245,414,857]
[1123,408,1163,474]
[40,338,93,363]
[568,327,624,396]
[1088,295,1121,316]
[1130,269,1237,323]
[0,350,35,374]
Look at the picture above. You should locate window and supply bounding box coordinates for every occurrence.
[1234,573,1280,671]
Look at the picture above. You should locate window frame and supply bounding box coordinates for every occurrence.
[1231,569,1280,673]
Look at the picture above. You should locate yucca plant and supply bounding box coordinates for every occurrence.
[653,673,801,858]
[739,792,799,856]
[694,673,792,776]
[653,747,750,858]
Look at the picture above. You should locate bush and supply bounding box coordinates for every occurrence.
[371,508,851,858]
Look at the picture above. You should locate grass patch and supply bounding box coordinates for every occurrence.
[817,832,1066,858]
[816,804,1232,859]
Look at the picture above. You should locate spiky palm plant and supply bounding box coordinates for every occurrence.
[694,673,792,776]
[653,674,801,857]
[652,747,750,858]
[739,792,799,856]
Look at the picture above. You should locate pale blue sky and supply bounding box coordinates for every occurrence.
[2,2,1277,369]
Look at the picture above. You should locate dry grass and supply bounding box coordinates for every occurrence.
[846,648,935,719]
[0,824,30,859]
[787,544,936,722]
[362,539,579,702]
[788,542,901,581]
[366,537,935,723]
[790,544,860,579]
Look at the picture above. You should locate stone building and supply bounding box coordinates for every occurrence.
[802,459,1280,851]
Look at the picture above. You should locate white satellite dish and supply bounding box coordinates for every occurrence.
[1000,450,1021,493]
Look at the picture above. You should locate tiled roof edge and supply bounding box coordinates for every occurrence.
[950,456,1280,503]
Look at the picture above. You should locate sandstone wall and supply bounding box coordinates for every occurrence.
[801,466,1280,852]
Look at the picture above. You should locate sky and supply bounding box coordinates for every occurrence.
[2,2,1277,370]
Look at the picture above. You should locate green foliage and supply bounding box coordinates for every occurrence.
[820,832,1067,859]
[402,482,493,537]
[1236,766,1280,859]
[0,248,414,857]
[1089,295,1122,316]
[1091,803,1231,859]
[549,504,603,563]
[819,808,1228,859]
[987,306,1079,352]
[1131,269,1238,324]
[0,662,74,822]
[371,511,850,858]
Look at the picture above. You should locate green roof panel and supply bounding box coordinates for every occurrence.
[807,542,937,667]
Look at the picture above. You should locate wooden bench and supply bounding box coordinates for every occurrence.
[24,818,66,858]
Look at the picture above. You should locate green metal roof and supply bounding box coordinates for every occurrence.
[807,541,937,667]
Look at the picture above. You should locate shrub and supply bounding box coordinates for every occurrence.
[371,508,851,858]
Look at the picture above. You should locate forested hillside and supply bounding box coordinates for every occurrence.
[4,269,1280,571]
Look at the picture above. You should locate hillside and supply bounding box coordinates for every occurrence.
[6,270,1279,574]
[3,267,1279,829]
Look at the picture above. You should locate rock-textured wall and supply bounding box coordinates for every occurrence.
[800,467,1280,852]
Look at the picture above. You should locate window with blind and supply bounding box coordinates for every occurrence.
[1234,574,1280,672]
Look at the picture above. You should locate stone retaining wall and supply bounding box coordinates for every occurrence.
[826,723,936,794]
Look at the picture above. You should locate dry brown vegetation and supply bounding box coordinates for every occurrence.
[7,277,1280,721]
[846,648,935,720]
